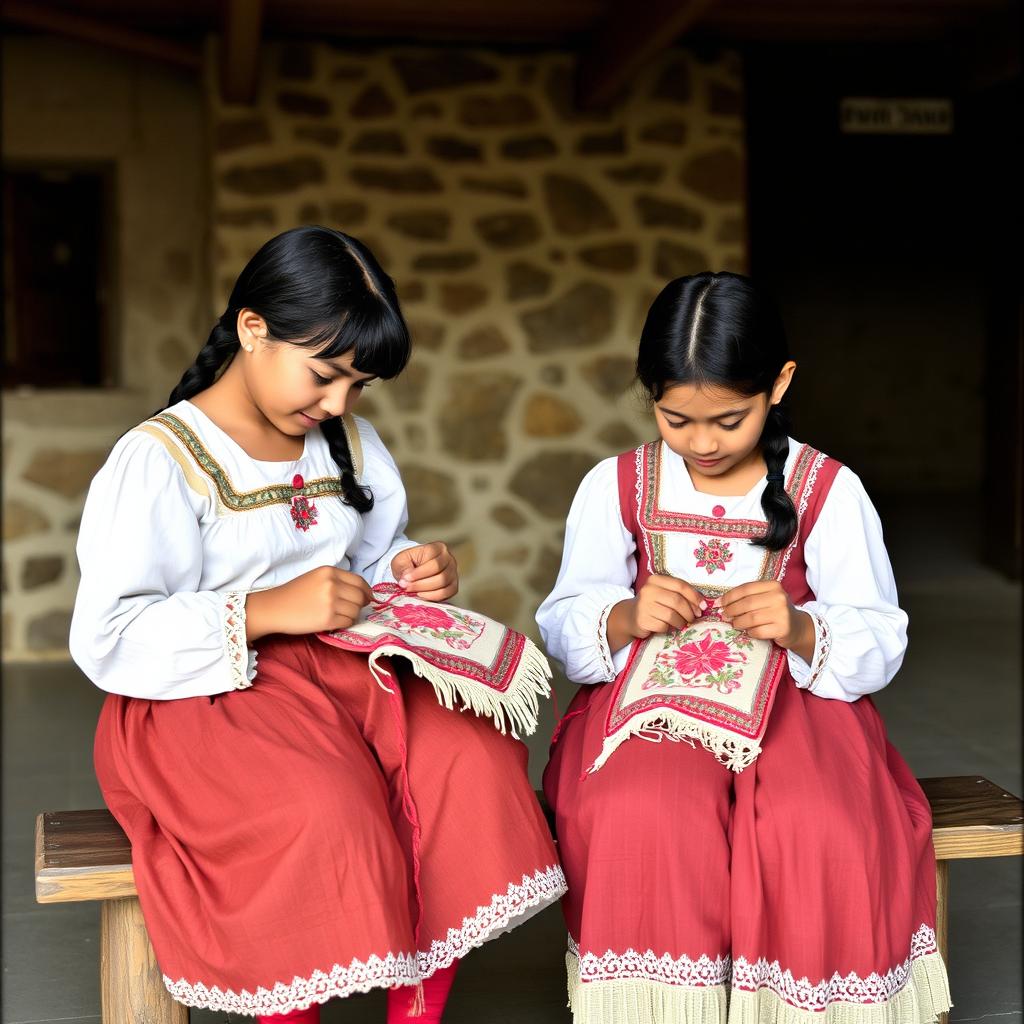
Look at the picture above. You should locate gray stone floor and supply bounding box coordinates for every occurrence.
[3,496,1021,1023]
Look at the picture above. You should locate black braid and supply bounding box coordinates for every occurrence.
[755,404,797,551]
[320,417,374,513]
[166,318,238,407]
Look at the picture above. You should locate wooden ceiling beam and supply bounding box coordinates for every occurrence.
[1,0,202,69]
[220,0,264,105]
[576,0,718,110]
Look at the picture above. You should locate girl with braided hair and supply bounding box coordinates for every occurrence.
[70,226,565,1022]
[537,272,950,1024]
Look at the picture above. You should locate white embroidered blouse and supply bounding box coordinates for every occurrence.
[536,438,908,703]
[70,401,418,701]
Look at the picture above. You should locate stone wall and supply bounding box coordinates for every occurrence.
[210,43,748,647]
[1,38,746,668]
[2,37,208,658]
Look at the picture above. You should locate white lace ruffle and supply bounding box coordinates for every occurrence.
[222,591,253,690]
[570,923,941,1009]
[164,952,418,1016]
[417,863,567,976]
[732,924,940,1009]
[571,935,730,988]
[163,864,566,1015]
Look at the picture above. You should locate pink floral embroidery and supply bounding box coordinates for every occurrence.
[368,601,486,651]
[391,605,456,631]
[644,625,750,695]
[672,633,743,679]
[694,538,733,574]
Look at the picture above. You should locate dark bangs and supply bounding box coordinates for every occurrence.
[305,296,411,380]
[233,225,411,380]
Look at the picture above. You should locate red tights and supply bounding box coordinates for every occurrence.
[256,960,459,1024]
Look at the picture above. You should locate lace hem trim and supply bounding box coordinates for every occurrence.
[223,592,252,690]
[569,923,945,1009]
[162,865,566,1015]
[418,863,566,976]
[569,935,730,987]
[164,953,419,1015]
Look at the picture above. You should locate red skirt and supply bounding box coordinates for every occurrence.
[94,636,565,1016]
[543,675,951,1023]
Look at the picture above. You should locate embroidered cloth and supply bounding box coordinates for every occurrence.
[318,584,552,737]
[589,601,786,774]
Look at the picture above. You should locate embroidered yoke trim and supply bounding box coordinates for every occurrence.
[162,865,566,1015]
[223,592,252,690]
[775,450,826,584]
[417,864,567,976]
[633,442,824,585]
[149,414,346,512]
[569,922,941,1009]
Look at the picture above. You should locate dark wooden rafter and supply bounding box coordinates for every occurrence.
[220,0,264,105]
[576,0,719,110]
[0,0,202,69]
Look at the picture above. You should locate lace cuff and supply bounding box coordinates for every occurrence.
[596,601,618,681]
[789,610,832,691]
[223,592,253,690]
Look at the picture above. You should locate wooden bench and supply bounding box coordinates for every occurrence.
[37,775,1022,1024]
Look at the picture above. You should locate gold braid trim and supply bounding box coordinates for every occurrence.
[146,413,345,512]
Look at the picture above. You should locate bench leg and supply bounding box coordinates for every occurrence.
[935,860,949,1024]
[100,897,188,1024]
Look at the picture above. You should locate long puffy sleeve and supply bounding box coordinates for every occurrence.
[536,458,638,684]
[70,431,254,700]
[787,466,908,702]
[346,415,419,586]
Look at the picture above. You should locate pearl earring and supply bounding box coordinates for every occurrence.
[244,344,254,352]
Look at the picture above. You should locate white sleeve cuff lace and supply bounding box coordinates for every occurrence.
[787,610,831,692]
[596,601,618,680]
[223,592,254,690]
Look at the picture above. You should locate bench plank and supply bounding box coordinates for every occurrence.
[919,776,1023,860]
[35,813,135,904]
[36,776,1023,904]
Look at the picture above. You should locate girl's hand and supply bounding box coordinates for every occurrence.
[245,566,372,641]
[716,581,815,660]
[607,575,705,651]
[391,542,458,602]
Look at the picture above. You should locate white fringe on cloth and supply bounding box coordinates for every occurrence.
[588,709,762,775]
[365,637,552,738]
[568,951,728,1024]
[728,952,951,1024]
[567,948,951,1024]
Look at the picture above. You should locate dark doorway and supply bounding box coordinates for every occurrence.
[745,44,1021,577]
[2,164,116,389]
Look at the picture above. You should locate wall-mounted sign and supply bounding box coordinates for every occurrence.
[840,97,954,135]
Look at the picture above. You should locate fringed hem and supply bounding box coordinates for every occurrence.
[366,639,552,738]
[568,951,729,1023]
[729,951,952,1024]
[566,950,951,1024]
[588,709,761,775]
